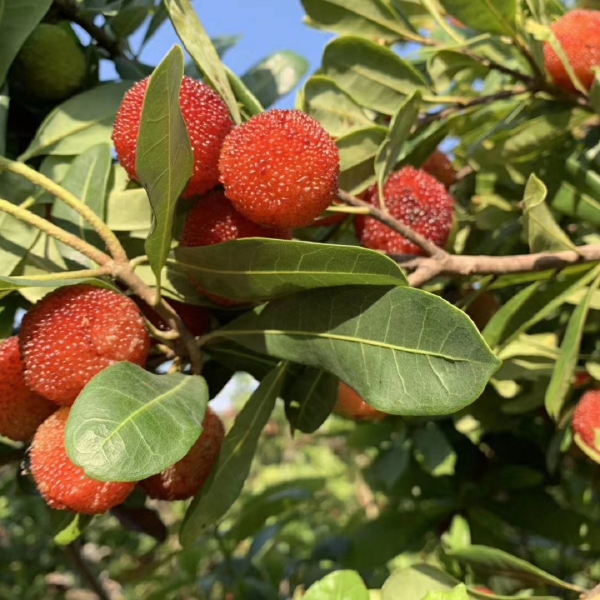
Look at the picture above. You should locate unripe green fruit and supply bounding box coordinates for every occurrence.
[11,23,87,102]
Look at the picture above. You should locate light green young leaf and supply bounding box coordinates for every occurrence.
[304,570,369,600]
[66,362,209,482]
[213,285,500,416]
[164,0,240,123]
[136,45,193,292]
[545,265,600,419]
[0,0,53,87]
[180,362,286,545]
[523,173,575,253]
[321,36,428,115]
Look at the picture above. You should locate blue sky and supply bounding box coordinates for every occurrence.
[100,1,333,109]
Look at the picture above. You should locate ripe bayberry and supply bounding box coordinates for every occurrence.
[355,167,455,256]
[334,383,387,422]
[573,389,600,450]
[219,109,340,228]
[112,76,233,199]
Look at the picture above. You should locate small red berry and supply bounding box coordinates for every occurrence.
[141,407,225,500]
[219,109,340,228]
[421,150,456,188]
[0,337,56,442]
[354,166,455,256]
[543,10,600,93]
[20,285,151,405]
[112,76,233,199]
[30,407,135,514]
[179,189,292,305]
[573,389,600,450]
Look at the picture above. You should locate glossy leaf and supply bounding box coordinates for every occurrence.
[224,64,264,119]
[180,362,286,545]
[213,285,501,415]
[522,173,574,253]
[304,76,372,137]
[172,239,407,302]
[136,46,193,291]
[304,570,369,600]
[446,545,582,592]
[0,274,112,293]
[0,0,53,87]
[382,564,460,599]
[438,0,517,36]
[164,0,240,123]
[52,143,112,267]
[375,90,421,196]
[106,188,152,231]
[321,36,428,115]
[545,265,600,419]
[242,51,308,109]
[283,366,338,433]
[66,362,209,482]
[20,82,134,160]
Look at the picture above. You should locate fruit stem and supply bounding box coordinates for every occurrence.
[0,197,112,266]
[0,157,129,264]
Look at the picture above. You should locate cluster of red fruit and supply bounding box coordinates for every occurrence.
[1,284,224,515]
[112,76,457,290]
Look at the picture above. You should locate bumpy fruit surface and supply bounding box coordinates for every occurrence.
[355,166,455,256]
[112,76,233,199]
[134,297,211,338]
[334,383,388,422]
[219,109,340,228]
[179,190,292,305]
[30,408,135,514]
[543,10,600,92]
[0,337,55,442]
[422,150,456,188]
[573,389,600,450]
[141,407,225,500]
[20,285,151,405]
[10,23,87,102]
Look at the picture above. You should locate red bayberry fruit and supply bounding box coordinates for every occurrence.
[219,109,340,228]
[0,337,56,442]
[354,166,455,256]
[573,389,600,450]
[20,285,151,406]
[141,406,225,500]
[421,150,457,188]
[543,10,600,93]
[30,407,135,514]
[112,76,233,199]
[334,382,388,422]
[133,297,211,338]
[179,189,292,305]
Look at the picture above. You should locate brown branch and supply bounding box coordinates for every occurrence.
[64,543,112,600]
[395,244,600,287]
[338,190,447,259]
[54,0,125,58]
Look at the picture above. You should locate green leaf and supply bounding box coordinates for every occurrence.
[65,362,209,482]
[446,545,582,593]
[224,65,264,119]
[164,0,240,123]
[413,422,457,477]
[180,362,286,545]
[437,0,517,36]
[136,46,193,292]
[20,82,134,160]
[375,90,421,196]
[304,76,372,137]
[424,586,469,600]
[339,126,388,194]
[283,366,338,433]
[211,34,242,59]
[109,4,150,37]
[545,265,600,419]
[172,239,407,302]
[443,515,471,551]
[53,513,92,545]
[106,188,152,231]
[301,0,417,43]
[0,0,53,87]
[522,173,575,253]
[0,208,39,277]
[483,265,599,348]
[304,570,369,600]
[0,86,8,157]
[321,36,428,115]
[52,143,112,267]
[241,51,308,109]
[0,274,113,293]
[213,285,501,416]
[382,564,460,599]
